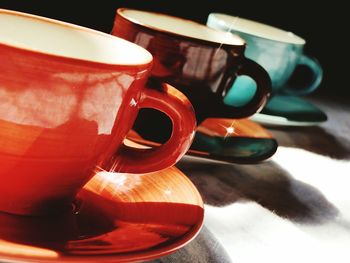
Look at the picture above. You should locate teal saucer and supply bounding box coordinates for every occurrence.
[127,116,278,164]
[250,95,327,126]
[190,132,278,164]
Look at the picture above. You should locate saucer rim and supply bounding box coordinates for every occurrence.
[250,112,326,127]
[252,94,328,127]
[128,132,278,164]
[0,167,204,263]
[0,218,204,263]
[191,136,278,164]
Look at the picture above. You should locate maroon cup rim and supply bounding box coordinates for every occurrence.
[116,8,246,52]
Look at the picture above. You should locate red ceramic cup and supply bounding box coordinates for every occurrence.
[0,9,196,216]
[112,8,271,123]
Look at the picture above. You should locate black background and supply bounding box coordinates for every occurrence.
[0,0,347,99]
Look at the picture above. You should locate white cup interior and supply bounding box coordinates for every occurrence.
[0,9,152,65]
[209,13,305,45]
[120,9,245,46]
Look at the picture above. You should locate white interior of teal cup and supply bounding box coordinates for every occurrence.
[0,9,152,65]
[208,13,305,45]
[120,9,245,45]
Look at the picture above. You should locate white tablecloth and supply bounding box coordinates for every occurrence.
[150,94,350,263]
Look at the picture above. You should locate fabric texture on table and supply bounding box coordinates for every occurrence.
[150,94,350,263]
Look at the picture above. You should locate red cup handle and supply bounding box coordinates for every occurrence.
[111,81,196,174]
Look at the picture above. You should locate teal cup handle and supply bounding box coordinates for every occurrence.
[283,54,323,95]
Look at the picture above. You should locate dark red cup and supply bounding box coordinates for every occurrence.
[0,9,196,215]
[112,8,271,123]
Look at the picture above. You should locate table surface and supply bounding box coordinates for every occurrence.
[149,94,350,263]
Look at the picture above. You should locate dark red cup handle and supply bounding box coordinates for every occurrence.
[111,81,196,174]
[218,57,271,119]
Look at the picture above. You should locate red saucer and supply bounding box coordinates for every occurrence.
[0,163,204,262]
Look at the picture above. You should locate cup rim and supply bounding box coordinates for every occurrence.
[208,13,306,45]
[116,8,246,50]
[0,8,153,69]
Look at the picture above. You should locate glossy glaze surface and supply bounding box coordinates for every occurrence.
[112,8,271,122]
[0,9,196,215]
[251,95,328,126]
[0,163,204,262]
[128,118,278,164]
[207,13,323,96]
[197,118,272,138]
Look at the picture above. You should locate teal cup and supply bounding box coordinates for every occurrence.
[207,13,323,107]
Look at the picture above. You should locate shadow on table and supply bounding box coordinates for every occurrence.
[177,158,339,225]
[270,126,350,160]
[148,226,232,263]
